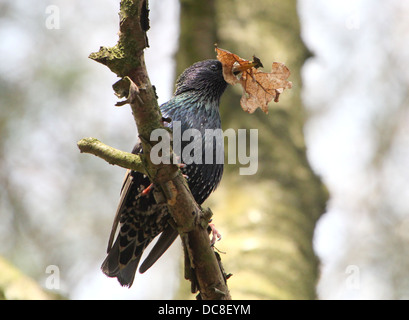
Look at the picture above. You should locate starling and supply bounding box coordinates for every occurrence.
[101,60,228,287]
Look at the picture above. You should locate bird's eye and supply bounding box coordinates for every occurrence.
[209,64,218,71]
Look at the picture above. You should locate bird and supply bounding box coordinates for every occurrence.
[101,59,228,287]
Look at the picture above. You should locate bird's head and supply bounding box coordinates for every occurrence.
[174,59,228,100]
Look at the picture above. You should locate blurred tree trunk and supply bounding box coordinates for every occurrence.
[175,0,328,299]
[175,0,218,75]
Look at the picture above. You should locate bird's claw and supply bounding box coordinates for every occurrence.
[173,154,186,169]
[209,222,222,246]
[176,162,186,169]
[141,183,154,196]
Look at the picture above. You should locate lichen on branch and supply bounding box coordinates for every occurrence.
[77,138,146,174]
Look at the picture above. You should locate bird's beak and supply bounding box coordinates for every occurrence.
[232,62,257,75]
[232,57,263,75]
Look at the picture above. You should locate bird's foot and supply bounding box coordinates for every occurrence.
[172,154,186,169]
[174,157,188,179]
[176,162,186,169]
[208,220,222,246]
[141,183,154,196]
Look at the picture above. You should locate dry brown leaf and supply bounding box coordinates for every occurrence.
[215,46,292,114]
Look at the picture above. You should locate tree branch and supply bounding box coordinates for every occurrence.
[80,0,231,300]
[77,137,146,174]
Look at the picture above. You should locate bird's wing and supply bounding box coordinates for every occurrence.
[101,142,178,287]
[106,169,133,253]
[106,167,179,275]
[139,225,179,274]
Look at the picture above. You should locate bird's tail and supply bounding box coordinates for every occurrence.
[101,236,146,287]
[101,225,179,287]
